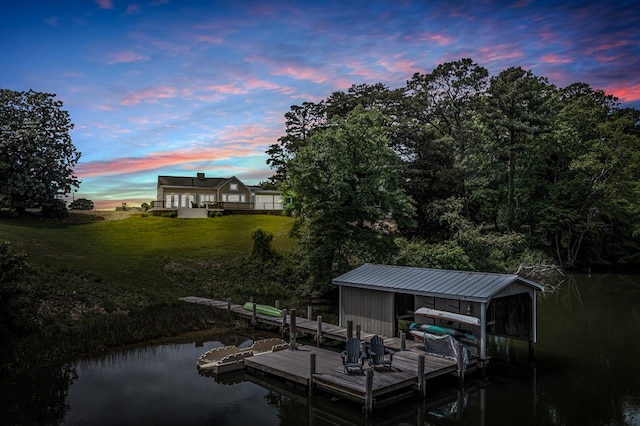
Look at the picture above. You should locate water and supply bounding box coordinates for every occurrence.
[1,274,639,425]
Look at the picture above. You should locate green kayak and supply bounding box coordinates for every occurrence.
[243,302,283,317]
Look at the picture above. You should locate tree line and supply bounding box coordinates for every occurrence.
[267,58,640,284]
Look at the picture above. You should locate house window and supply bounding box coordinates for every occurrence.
[224,194,245,202]
[165,194,173,208]
[230,183,238,191]
[201,194,216,205]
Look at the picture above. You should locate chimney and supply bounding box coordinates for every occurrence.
[197,172,205,180]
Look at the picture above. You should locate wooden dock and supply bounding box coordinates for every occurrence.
[181,296,486,414]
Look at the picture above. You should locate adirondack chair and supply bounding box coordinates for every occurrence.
[340,337,365,374]
[367,335,395,370]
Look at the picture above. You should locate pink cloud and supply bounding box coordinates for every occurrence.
[540,54,574,64]
[605,84,640,102]
[195,35,223,44]
[105,51,150,65]
[75,146,263,178]
[377,55,419,75]
[410,32,454,45]
[271,65,329,84]
[95,0,113,10]
[120,86,179,105]
[476,45,524,62]
[584,39,632,55]
[509,0,532,7]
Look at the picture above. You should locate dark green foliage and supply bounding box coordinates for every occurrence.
[267,58,640,269]
[69,198,94,210]
[287,106,415,287]
[41,198,69,219]
[162,211,177,218]
[251,228,276,260]
[0,89,81,214]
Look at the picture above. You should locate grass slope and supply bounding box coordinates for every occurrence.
[1,212,295,287]
[1,212,298,366]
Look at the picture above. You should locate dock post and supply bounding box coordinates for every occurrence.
[281,308,287,337]
[226,298,231,323]
[307,305,312,320]
[400,331,406,351]
[356,324,361,341]
[275,300,280,309]
[316,316,323,347]
[347,320,353,339]
[252,303,257,327]
[309,352,316,397]
[417,354,426,398]
[289,309,297,350]
[456,342,465,387]
[364,369,374,417]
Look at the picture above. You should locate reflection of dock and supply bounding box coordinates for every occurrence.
[181,296,486,415]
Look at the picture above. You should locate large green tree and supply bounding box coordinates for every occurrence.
[402,59,489,238]
[0,89,80,214]
[483,67,555,232]
[286,106,415,286]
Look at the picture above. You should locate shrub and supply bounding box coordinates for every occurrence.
[161,211,177,218]
[69,198,94,210]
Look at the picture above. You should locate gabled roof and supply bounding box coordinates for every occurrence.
[332,263,544,303]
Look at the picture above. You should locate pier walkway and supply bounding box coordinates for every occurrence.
[180,296,485,414]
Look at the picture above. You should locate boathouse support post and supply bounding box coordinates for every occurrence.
[307,305,312,320]
[275,300,280,309]
[480,302,487,360]
[417,354,426,398]
[290,309,297,350]
[316,316,323,347]
[356,324,361,341]
[252,303,257,327]
[400,331,406,351]
[347,320,353,339]
[309,352,316,397]
[281,309,287,338]
[364,369,374,417]
[456,342,465,387]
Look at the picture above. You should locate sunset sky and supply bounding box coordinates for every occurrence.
[2,0,639,210]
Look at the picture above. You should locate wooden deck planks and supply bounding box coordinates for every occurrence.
[182,295,480,410]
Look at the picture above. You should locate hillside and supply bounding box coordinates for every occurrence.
[0,212,299,368]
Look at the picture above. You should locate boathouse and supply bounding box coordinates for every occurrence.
[332,263,544,360]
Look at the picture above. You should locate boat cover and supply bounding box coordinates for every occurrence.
[422,333,470,372]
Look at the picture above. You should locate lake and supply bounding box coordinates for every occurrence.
[1,273,639,425]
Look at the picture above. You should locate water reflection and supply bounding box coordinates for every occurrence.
[1,274,639,425]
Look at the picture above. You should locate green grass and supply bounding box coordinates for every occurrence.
[1,213,296,291]
[1,213,300,367]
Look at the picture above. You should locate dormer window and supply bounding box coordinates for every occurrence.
[230,183,238,191]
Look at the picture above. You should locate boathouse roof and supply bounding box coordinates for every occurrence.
[332,263,544,303]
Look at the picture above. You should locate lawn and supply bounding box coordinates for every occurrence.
[0,212,297,305]
[0,212,300,367]
[1,212,294,275]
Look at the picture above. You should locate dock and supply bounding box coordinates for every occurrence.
[181,296,486,415]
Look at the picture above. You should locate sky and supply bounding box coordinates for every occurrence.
[1,0,639,210]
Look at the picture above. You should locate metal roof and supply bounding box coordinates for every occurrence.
[332,263,544,303]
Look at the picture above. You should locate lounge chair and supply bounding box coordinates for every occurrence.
[367,335,394,370]
[340,337,365,374]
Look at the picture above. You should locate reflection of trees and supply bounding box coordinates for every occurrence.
[535,273,640,425]
[0,364,76,425]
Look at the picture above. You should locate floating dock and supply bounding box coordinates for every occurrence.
[181,296,486,415]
